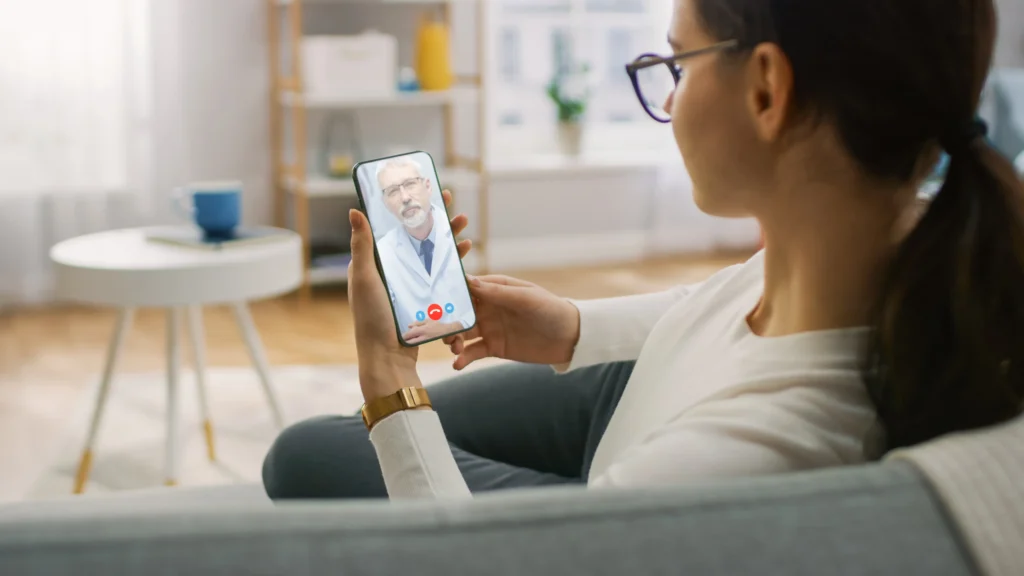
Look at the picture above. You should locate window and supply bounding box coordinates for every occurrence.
[552,28,574,76]
[500,111,524,126]
[488,0,666,157]
[500,27,522,83]
[0,0,148,195]
[607,28,633,86]
[586,0,646,13]
[501,0,572,15]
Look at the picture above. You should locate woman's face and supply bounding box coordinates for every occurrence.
[667,0,767,218]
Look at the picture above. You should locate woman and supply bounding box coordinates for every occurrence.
[262,0,1024,499]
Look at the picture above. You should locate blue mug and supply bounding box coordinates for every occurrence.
[173,181,242,238]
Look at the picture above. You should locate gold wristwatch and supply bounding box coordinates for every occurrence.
[361,387,432,431]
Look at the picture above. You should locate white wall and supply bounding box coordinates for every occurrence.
[174,0,272,227]
[162,0,752,274]
[168,1,1024,272]
[996,0,1024,68]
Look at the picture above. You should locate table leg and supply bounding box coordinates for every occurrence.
[186,306,215,461]
[231,302,285,429]
[73,308,134,494]
[165,307,182,486]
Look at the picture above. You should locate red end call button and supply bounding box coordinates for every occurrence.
[427,303,443,321]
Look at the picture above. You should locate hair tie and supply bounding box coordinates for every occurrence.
[941,118,988,155]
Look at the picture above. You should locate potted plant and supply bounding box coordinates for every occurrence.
[546,64,590,156]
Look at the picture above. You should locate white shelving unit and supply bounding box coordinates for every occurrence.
[284,166,480,198]
[267,0,489,299]
[277,86,478,109]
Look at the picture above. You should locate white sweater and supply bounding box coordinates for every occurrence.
[368,250,1024,572]
[369,251,879,497]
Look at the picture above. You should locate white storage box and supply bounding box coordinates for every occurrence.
[301,31,397,99]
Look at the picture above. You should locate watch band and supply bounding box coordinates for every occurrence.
[361,387,432,431]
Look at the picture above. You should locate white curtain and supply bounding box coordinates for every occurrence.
[0,0,190,305]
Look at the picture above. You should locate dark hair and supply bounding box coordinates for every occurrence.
[695,0,1024,451]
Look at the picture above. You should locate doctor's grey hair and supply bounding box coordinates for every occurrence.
[374,156,424,193]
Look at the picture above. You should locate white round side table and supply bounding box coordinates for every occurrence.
[50,226,303,493]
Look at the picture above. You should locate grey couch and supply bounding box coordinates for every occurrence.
[0,461,977,575]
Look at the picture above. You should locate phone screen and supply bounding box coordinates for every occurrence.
[354,151,477,347]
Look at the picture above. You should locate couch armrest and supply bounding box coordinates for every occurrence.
[0,463,974,576]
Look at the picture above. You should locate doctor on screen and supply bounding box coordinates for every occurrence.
[372,156,475,344]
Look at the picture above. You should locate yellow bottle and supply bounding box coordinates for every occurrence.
[415,14,453,91]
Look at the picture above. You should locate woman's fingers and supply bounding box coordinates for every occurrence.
[443,332,469,355]
[450,213,469,236]
[458,325,481,341]
[448,336,465,355]
[453,340,491,371]
[444,190,471,239]
[466,275,531,305]
[445,326,482,356]
[457,239,472,259]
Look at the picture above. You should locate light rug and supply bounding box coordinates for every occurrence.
[26,359,502,501]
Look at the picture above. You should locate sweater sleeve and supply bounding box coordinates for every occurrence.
[368,408,472,500]
[556,283,701,373]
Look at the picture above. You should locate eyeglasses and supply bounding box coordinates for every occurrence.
[625,40,739,123]
[382,177,425,199]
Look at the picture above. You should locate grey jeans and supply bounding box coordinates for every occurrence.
[262,361,635,499]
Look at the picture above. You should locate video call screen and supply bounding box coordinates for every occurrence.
[356,151,476,345]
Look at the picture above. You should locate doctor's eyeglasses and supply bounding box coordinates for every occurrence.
[625,40,739,123]
[383,177,426,199]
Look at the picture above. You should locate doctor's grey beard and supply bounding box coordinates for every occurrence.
[401,204,429,228]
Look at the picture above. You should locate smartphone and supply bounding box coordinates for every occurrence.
[352,151,477,347]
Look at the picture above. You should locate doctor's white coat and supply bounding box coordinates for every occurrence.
[377,204,475,335]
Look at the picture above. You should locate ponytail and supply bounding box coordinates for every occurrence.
[868,134,1024,451]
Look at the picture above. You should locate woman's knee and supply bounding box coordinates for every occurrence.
[262,415,387,500]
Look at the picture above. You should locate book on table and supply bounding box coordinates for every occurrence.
[145,226,291,250]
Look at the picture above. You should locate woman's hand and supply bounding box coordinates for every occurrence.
[348,189,471,402]
[443,275,581,370]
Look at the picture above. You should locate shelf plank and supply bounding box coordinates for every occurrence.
[286,166,480,198]
[308,265,349,286]
[279,87,477,110]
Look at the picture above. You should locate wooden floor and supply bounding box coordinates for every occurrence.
[0,252,750,386]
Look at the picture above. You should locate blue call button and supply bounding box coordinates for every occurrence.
[444,303,455,314]
[415,310,426,322]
